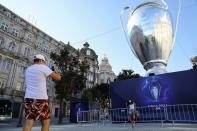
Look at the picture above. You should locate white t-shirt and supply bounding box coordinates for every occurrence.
[129,104,135,110]
[25,64,53,99]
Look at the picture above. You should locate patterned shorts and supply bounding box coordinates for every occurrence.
[24,98,50,121]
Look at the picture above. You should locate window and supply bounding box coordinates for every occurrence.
[43,46,49,53]
[19,65,26,74]
[37,41,42,49]
[2,58,13,71]
[0,37,4,48]
[16,81,23,91]
[8,42,16,52]
[11,28,19,37]
[15,17,20,23]
[16,82,23,91]
[0,79,5,89]
[1,22,9,32]
[24,47,30,57]
[27,34,32,42]
[5,11,11,18]
[90,67,93,72]
[86,50,90,55]
[0,55,2,68]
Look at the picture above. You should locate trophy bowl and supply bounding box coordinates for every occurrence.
[127,2,173,76]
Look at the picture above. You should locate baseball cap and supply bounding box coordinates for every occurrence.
[33,54,45,61]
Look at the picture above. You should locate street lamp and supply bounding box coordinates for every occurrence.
[107,78,111,108]
[16,103,24,127]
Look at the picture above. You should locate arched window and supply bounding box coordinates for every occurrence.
[86,50,90,55]
[0,37,4,48]
[8,42,16,52]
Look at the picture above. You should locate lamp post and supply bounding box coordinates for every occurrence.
[17,84,25,127]
[107,77,111,108]
[17,101,24,127]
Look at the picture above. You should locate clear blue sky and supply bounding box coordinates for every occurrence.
[0,0,196,76]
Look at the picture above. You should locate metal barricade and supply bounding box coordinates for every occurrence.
[77,104,197,125]
[77,110,100,123]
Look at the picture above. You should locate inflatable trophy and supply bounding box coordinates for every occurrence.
[127,1,179,76]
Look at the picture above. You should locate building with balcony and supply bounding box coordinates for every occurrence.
[0,4,100,118]
[0,3,64,118]
[80,42,99,88]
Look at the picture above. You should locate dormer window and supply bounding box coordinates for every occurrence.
[86,50,90,55]
[5,11,11,18]
[15,17,20,23]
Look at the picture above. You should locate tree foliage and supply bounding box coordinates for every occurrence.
[116,69,141,81]
[50,44,89,123]
[82,83,110,111]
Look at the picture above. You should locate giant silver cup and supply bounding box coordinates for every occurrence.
[127,2,173,75]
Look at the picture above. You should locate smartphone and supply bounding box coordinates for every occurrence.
[51,66,55,71]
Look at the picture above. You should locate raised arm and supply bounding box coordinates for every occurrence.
[49,71,61,81]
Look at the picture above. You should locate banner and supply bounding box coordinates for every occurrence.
[111,69,197,108]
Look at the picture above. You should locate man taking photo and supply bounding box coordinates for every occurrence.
[23,54,61,131]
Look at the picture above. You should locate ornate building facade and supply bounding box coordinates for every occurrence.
[98,56,116,84]
[0,3,103,119]
[80,42,99,88]
[0,4,69,118]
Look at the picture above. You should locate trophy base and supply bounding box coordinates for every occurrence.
[146,65,167,76]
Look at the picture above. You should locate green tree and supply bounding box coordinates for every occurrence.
[82,83,110,111]
[50,44,89,124]
[116,69,141,81]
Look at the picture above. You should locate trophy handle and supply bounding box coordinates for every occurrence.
[160,0,168,9]
[120,6,138,57]
[171,0,182,49]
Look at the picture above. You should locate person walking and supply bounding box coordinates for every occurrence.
[23,54,61,131]
[128,100,136,128]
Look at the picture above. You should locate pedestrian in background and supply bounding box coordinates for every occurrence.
[23,54,61,131]
[128,99,137,128]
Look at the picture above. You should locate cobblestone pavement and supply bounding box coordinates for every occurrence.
[0,121,197,131]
